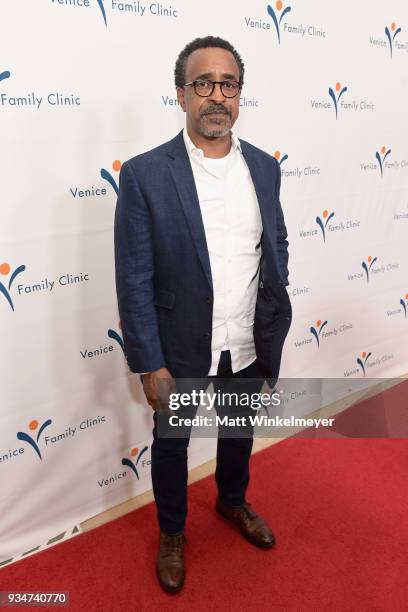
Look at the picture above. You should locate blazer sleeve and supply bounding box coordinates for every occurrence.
[274,159,289,286]
[114,161,167,373]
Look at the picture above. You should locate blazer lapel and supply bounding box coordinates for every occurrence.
[167,131,213,292]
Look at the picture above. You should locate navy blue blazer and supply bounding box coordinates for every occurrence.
[114,130,292,379]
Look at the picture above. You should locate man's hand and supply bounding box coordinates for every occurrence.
[142,368,176,414]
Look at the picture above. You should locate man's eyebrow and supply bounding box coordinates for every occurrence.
[193,73,213,80]
[193,72,239,80]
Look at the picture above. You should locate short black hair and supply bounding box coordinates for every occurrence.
[174,36,245,89]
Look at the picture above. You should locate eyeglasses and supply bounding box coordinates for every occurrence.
[183,79,241,98]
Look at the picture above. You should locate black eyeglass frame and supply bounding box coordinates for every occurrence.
[183,79,242,98]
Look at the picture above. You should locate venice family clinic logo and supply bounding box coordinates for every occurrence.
[357,351,371,376]
[362,255,378,282]
[274,150,289,167]
[310,319,328,348]
[0,262,26,311]
[100,160,121,195]
[121,446,149,480]
[400,294,408,318]
[316,210,335,242]
[0,69,11,83]
[267,1,292,44]
[16,419,52,460]
[385,22,401,58]
[328,82,348,119]
[375,146,391,177]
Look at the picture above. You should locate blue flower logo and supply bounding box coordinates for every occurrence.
[267,1,292,44]
[328,82,348,119]
[316,210,335,243]
[385,22,401,58]
[100,160,121,196]
[17,419,52,460]
[375,145,391,177]
[0,262,26,311]
[122,446,149,480]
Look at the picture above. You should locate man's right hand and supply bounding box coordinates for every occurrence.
[142,368,176,414]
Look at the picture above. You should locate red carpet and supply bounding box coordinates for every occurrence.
[1,388,408,610]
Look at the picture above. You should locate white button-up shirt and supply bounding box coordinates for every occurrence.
[183,128,263,375]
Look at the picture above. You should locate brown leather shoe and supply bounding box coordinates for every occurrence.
[156,531,186,593]
[216,498,276,548]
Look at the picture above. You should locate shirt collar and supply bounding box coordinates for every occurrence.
[183,127,241,159]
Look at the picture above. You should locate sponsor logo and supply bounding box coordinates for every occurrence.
[362,255,377,282]
[316,209,335,242]
[0,262,26,311]
[387,294,408,318]
[16,419,53,461]
[274,150,321,179]
[244,3,326,42]
[50,0,178,25]
[347,256,399,283]
[328,82,348,119]
[121,445,150,479]
[356,350,371,376]
[15,415,107,462]
[267,1,292,44]
[1,420,106,468]
[2,263,90,310]
[311,82,374,118]
[344,350,394,377]
[294,318,352,349]
[385,22,402,58]
[97,444,151,488]
[370,22,407,57]
[299,210,360,242]
[375,145,391,177]
[69,159,121,199]
[310,319,328,348]
[360,146,408,176]
[100,160,121,195]
[0,69,81,110]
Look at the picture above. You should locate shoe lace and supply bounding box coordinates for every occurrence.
[163,533,184,555]
[235,503,257,527]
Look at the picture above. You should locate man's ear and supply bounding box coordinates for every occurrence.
[176,87,186,112]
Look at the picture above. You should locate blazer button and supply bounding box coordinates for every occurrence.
[205,296,213,304]
[204,332,211,340]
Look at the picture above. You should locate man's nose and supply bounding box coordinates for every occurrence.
[209,82,226,103]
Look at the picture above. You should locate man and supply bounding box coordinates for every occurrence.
[114,36,292,593]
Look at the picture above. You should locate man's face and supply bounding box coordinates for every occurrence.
[177,47,241,138]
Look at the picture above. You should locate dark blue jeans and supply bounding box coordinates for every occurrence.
[151,350,264,535]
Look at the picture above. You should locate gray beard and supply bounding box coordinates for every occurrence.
[200,126,231,137]
[199,114,232,138]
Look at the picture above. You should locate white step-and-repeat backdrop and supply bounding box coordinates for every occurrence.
[1,0,407,565]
